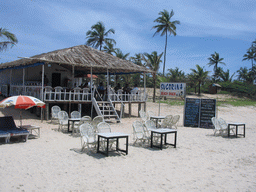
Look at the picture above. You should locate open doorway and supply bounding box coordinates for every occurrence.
[52,73,61,87]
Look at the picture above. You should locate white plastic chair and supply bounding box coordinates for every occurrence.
[72,116,92,136]
[73,87,81,100]
[54,86,63,100]
[171,115,180,129]
[97,122,116,150]
[139,110,147,122]
[92,116,104,132]
[132,120,148,145]
[160,115,173,128]
[218,118,235,136]
[58,111,69,132]
[71,111,81,118]
[51,105,61,123]
[212,117,221,136]
[79,123,97,151]
[82,88,90,101]
[144,119,161,143]
[44,86,53,100]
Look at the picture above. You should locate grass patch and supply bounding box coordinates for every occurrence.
[160,99,185,106]
[217,98,256,107]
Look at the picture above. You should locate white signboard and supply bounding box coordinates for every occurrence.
[160,82,186,97]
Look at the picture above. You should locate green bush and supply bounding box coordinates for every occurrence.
[218,81,256,98]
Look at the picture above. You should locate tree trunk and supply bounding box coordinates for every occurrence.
[163,33,168,76]
[198,81,201,95]
[153,75,156,102]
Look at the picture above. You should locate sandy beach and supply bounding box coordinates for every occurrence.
[0,97,256,191]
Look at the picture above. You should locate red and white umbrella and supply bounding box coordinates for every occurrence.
[0,95,45,109]
[0,95,45,126]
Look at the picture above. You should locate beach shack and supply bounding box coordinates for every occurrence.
[0,45,152,121]
[209,83,221,94]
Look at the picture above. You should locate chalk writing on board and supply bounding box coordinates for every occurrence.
[184,98,216,128]
[184,98,200,127]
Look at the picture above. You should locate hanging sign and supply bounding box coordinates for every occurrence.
[160,82,186,97]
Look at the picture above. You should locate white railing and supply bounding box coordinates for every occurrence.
[44,90,92,102]
[108,90,146,102]
[10,85,42,99]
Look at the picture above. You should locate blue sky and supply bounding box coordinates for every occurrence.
[1,0,256,77]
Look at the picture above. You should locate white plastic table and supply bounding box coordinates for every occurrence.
[151,128,177,150]
[150,116,166,128]
[68,118,81,133]
[228,123,245,138]
[97,132,129,156]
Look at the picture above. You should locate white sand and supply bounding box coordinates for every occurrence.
[0,99,256,191]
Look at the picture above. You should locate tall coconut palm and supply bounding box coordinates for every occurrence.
[190,65,209,95]
[219,68,235,82]
[236,67,252,83]
[0,28,18,51]
[130,53,144,86]
[115,49,130,84]
[167,67,185,82]
[115,49,130,60]
[142,51,163,102]
[152,9,180,76]
[207,52,225,81]
[243,49,255,69]
[103,41,118,55]
[86,21,116,51]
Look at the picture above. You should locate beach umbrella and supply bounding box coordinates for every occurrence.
[0,95,45,126]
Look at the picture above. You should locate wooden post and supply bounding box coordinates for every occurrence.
[129,103,131,117]
[138,103,141,117]
[46,103,49,121]
[144,101,146,112]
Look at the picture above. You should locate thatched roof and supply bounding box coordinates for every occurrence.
[0,45,153,74]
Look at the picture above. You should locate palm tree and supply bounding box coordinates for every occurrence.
[103,41,118,55]
[219,68,235,82]
[243,49,255,69]
[236,67,253,83]
[86,21,116,51]
[115,49,130,60]
[0,28,18,51]
[152,9,180,76]
[130,53,143,66]
[190,65,209,95]
[207,52,225,81]
[115,49,130,84]
[167,67,185,82]
[142,51,163,102]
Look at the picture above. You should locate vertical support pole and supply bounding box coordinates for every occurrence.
[90,66,93,119]
[72,65,75,87]
[41,64,45,121]
[107,68,109,100]
[78,104,82,114]
[129,103,131,117]
[138,103,141,117]
[23,68,25,94]
[9,69,12,96]
[144,72,146,101]
[46,103,49,121]
[41,64,44,100]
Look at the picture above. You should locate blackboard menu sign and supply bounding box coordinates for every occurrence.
[184,98,216,128]
[184,98,200,127]
[200,99,216,128]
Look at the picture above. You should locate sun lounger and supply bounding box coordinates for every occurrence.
[0,130,10,143]
[0,116,29,142]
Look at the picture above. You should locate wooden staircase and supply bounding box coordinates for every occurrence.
[92,97,121,122]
